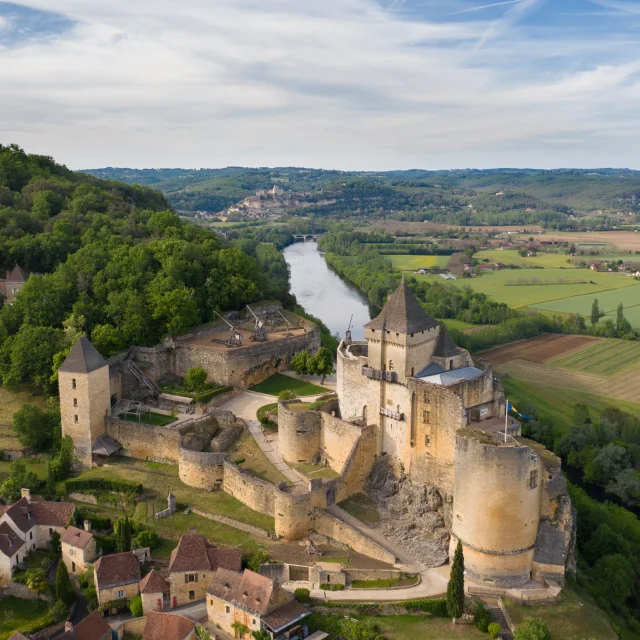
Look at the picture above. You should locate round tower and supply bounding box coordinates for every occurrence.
[277,401,321,464]
[451,431,542,587]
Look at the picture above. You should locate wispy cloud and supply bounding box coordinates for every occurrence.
[0,0,638,169]
[447,0,524,17]
[589,0,640,15]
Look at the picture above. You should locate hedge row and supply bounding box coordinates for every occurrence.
[402,598,448,617]
[320,583,344,591]
[66,478,143,495]
[195,386,233,403]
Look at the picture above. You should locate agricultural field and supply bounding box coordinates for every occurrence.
[474,249,576,269]
[478,334,599,365]
[417,268,637,309]
[387,255,450,270]
[521,230,640,252]
[549,338,640,375]
[534,284,640,328]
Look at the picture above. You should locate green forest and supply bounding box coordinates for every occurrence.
[0,144,290,395]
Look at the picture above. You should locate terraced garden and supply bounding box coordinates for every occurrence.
[549,338,640,375]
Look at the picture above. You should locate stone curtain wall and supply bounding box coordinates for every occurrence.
[104,417,185,463]
[222,460,276,516]
[321,413,365,474]
[278,402,322,464]
[178,443,225,490]
[313,508,396,565]
[332,423,377,501]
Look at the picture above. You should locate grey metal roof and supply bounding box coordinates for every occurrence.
[433,327,461,358]
[418,366,483,386]
[415,363,445,378]
[92,434,122,457]
[365,280,438,335]
[58,337,107,374]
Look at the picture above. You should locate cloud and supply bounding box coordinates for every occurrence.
[0,0,638,169]
[447,1,525,17]
[589,0,640,15]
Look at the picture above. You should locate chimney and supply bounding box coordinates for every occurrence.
[65,622,73,632]
[188,526,197,534]
[84,520,92,533]
[20,488,31,502]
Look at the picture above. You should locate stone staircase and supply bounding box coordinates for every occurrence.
[485,599,514,640]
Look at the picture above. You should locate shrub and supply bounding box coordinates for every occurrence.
[184,366,208,393]
[129,595,143,617]
[488,622,501,638]
[76,512,112,532]
[55,559,75,605]
[294,588,311,603]
[19,600,68,635]
[320,583,344,591]
[99,598,130,613]
[135,529,158,549]
[402,598,448,617]
[513,618,551,640]
[66,478,142,496]
[278,389,297,401]
[474,602,493,633]
[234,458,246,464]
[447,540,464,618]
[243,549,269,572]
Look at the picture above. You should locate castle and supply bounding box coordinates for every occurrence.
[60,282,574,589]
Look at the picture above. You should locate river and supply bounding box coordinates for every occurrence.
[284,241,372,340]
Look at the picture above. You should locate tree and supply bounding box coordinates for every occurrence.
[25,569,49,607]
[116,514,132,553]
[294,588,310,603]
[244,549,269,572]
[231,621,250,639]
[573,403,592,426]
[309,347,335,385]
[488,622,501,639]
[583,443,629,487]
[135,529,159,549]
[129,595,143,617]
[55,559,75,605]
[50,531,61,556]
[446,539,465,619]
[513,618,551,640]
[340,618,384,640]
[606,468,640,508]
[591,554,635,610]
[252,632,270,640]
[184,366,208,393]
[290,350,311,376]
[590,298,603,326]
[46,462,56,497]
[13,403,57,452]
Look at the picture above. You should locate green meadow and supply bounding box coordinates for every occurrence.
[387,254,451,270]
[474,249,576,269]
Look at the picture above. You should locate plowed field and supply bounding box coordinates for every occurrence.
[478,334,599,365]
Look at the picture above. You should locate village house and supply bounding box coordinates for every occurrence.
[161,532,241,610]
[0,522,24,588]
[207,568,309,640]
[61,522,97,575]
[58,610,111,640]
[142,611,196,640]
[140,570,171,614]
[93,551,141,605]
[0,489,74,557]
[2,265,29,304]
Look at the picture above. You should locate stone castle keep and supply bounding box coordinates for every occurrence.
[60,285,574,589]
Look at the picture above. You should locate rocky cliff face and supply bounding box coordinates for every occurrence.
[366,455,451,568]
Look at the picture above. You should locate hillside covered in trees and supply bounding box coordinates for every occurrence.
[0,144,290,394]
[86,166,640,226]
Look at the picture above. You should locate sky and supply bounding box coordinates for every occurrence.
[1,0,640,170]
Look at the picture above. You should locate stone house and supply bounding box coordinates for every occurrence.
[0,489,75,555]
[162,532,242,610]
[61,522,97,575]
[2,265,29,304]
[207,568,309,640]
[59,610,111,640]
[0,522,25,588]
[93,551,141,605]
[142,611,196,640]
[140,570,171,614]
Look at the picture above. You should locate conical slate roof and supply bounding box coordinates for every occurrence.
[58,336,107,374]
[433,326,461,358]
[365,280,438,335]
[6,265,28,283]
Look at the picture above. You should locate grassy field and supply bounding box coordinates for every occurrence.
[250,374,327,396]
[338,493,380,524]
[474,249,576,269]
[0,596,53,640]
[0,458,49,482]
[501,377,640,434]
[549,338,640,375]
[294,462,340,479]
[257,403,278,430]
[440,318,479,332]
[387,255,451,270]
[505,587,617,640]
[534,284,640,328]
[75,459,275,531]
[227,431,289,484]
[0,384,48,426]
[416,268,637,309]
[117,411,177,426]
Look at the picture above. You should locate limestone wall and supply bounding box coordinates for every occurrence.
[313,508,396,565]
[222,460,276,516]
[178,443,225,490]
[333,424,377,502]
[104,417,185,464]
[274,486,316,539]
[278,402,321,464]
[336,342,375,424]
[452,432,542,587]
[320,414,361,473]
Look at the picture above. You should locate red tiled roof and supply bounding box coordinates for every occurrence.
[208,568,275,616]
[59,610,111,640]
[94,552,141,589]
[4,497,74,533]
[262,600,310,632]
[61,526,94,550]
[0,521,23,559]
[140,570,169,594]
[168,534,241,573]
[142,611,195,640]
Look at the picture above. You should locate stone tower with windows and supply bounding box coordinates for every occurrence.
[58,337,111,469]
